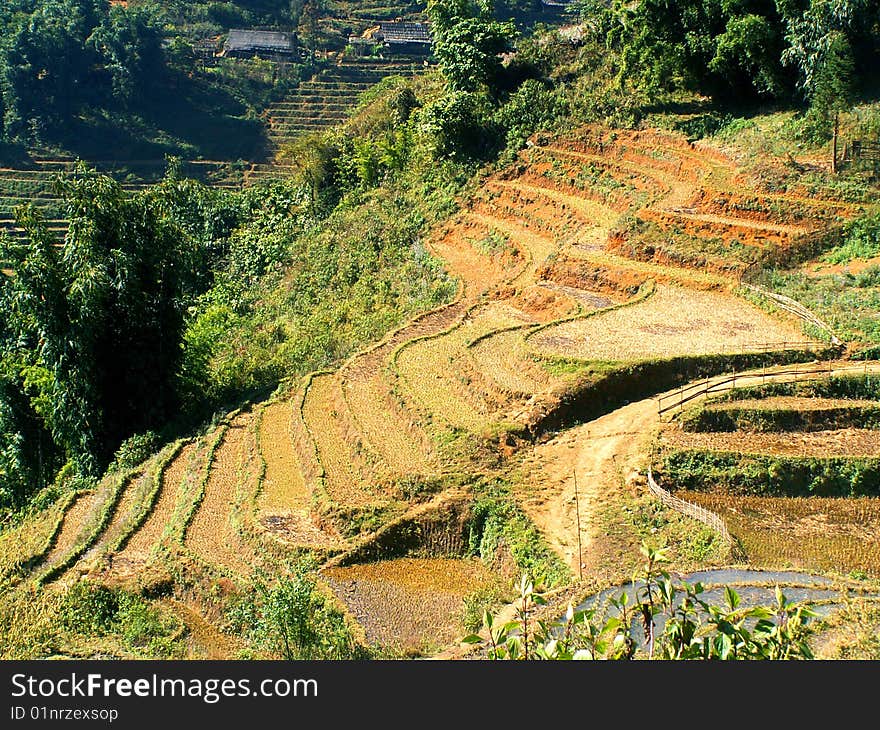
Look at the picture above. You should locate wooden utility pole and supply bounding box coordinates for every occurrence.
[832,112,839,174]
[573,470,583,580]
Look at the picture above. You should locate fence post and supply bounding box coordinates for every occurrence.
[573,470,583,581]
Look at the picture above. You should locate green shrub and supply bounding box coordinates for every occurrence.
[60,582,120,635]
[679,404,880,432]
[58,580,178,655]
[821,213,880,265]
[227,562,368,660]
[707,375,880,403]
[462,584,509,633]
[672,112,734,141]
[468,482,570,587]
[659,450,880,497]
[109,432,161,473]
[494,79,568,153]
[417,91,501,162]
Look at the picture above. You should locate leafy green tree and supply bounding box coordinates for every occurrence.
[89,3,165,106]
[809,31,856,169]
[0,166,236,488]
[779,0,875,95]
[0,357,61,509]
[493,78,567,152]
[417,90,500,161]
[465,544,816,660]
[427,0,517,93]
[708,13,787,98]
[297,0,325,60]
[617,0,791,101]
[0,1,98,140]
[0,0,171,142]
[229,562,367,660]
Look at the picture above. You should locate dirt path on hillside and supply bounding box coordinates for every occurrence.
[519,361,880,577]
[519,400,656,574]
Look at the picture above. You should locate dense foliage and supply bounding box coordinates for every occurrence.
[601,0,880,104]
[0,1,165,143]
[228,562,368,659]
[465,544,816,660]
[0,167,240,504]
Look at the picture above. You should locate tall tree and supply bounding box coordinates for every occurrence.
[427,0,517,93]
[0,166,232,486]
[810,31,856,170]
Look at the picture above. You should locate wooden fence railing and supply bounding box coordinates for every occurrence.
[656,360,876,417]
[659,358,824,417]
[744,285,843,346]
[646,466,745,560]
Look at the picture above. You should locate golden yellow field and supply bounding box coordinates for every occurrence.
[395,303,526,431]
[662,428,880,457]
[113,440,206,569]
[41,489,108,569]
[257,400,309,514]
[469,328,556,396]
[343,368,437,479]
[0,498,70,580]
[322,557,502,651]
[302,374,379,507]
[528,284,809,362]
[256,399,344,550]
[682,491,880,577]
[185,413,260,576]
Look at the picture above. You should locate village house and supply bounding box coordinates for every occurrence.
[221,29,298,60]
[348,19,432,57]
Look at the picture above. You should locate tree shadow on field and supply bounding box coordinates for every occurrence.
[137,72,270,161]
[56,72,271,163]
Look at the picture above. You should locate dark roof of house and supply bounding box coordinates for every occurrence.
[224,29,296,53]
[376,21,431,45]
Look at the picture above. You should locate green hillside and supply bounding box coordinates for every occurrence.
[1,0,880,663]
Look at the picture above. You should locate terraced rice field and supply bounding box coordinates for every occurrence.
[429,222,522,295]
[185,412,261,576]
[40,488,111,569]
[470,328,558,397]
[7,123,869,655]
[463,211,564,287]
[473,184,602,253]
[493,179,622,231]
[0,157,241,247]
[680,491,880,577]
[528,283,809,362]
[321,557,501,651]
[257,399,342,549]
[264,61,422,156]
[0,498,72,582]
[562,248,733,289]
[339,308,465,480]
[395,302,532,431]
[258,400,307,513]
[302,374,383,508]
[109,439,210,579]
[662,428,880,457]
[76,467,156,570]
